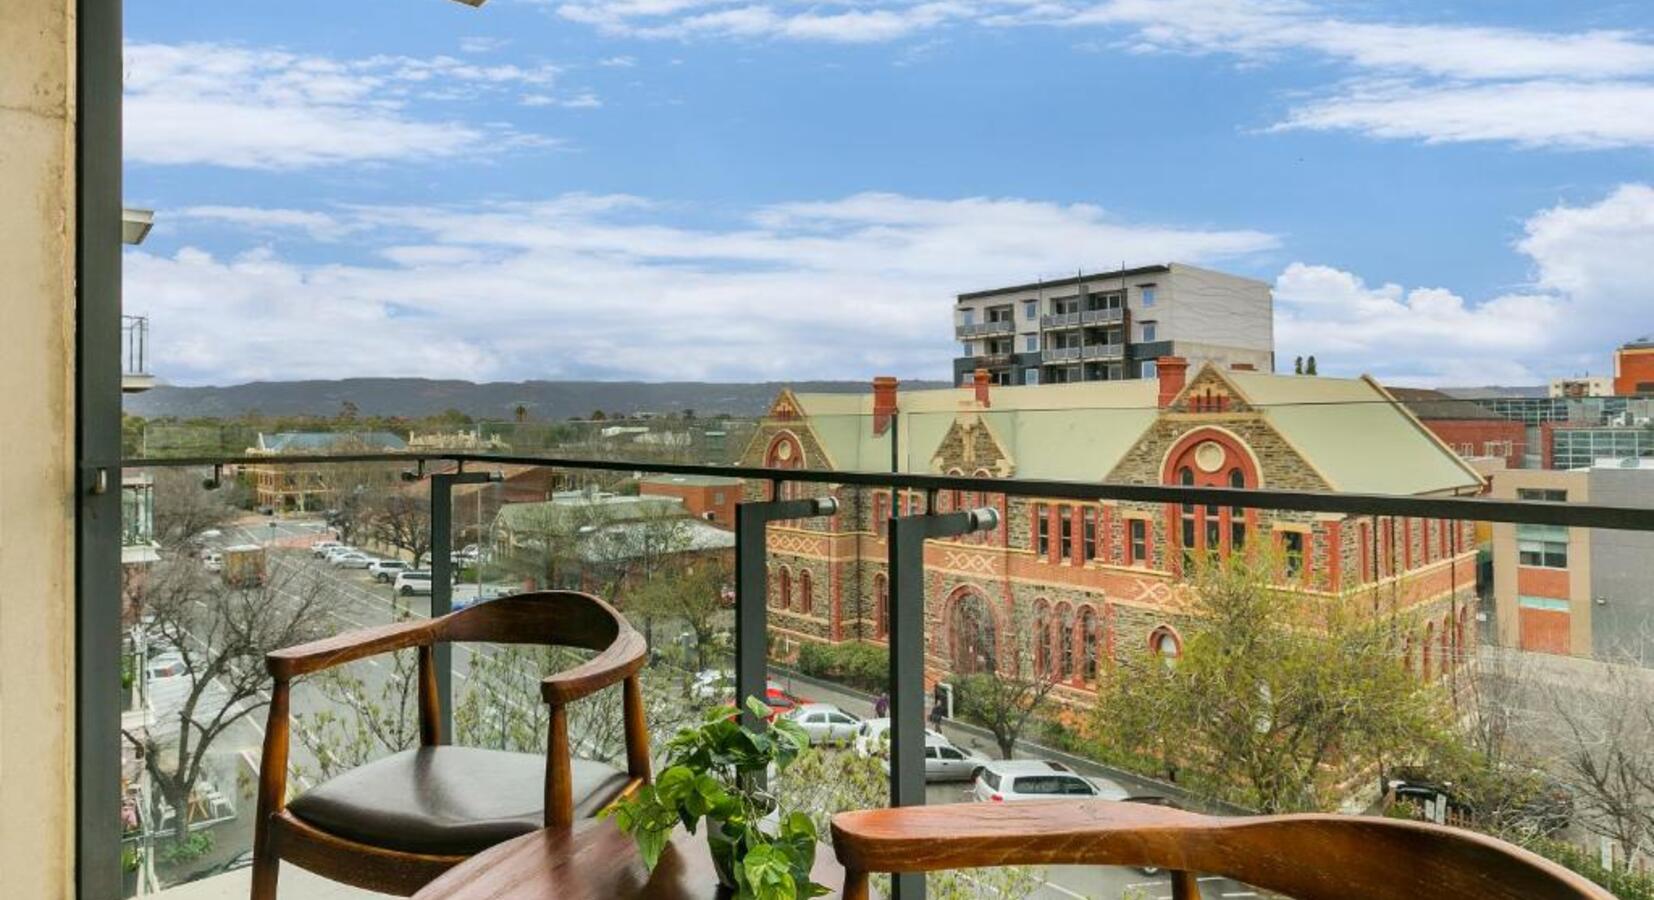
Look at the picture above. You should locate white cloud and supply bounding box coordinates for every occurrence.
[1275,183,1654,385]
[549,0,1654,149]
[459,36,511,53]
[598,55,638,67]
[1272,79,1654,150]
[173,206,364,241]
[124,42,578,169]
[125,192,1277,384]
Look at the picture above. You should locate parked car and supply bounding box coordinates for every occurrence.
[367,560,410,582]
[310,539,342,556]
[689,669,732,703]
[331,552,375,569]
[785,703,862,745]
[322,545,359,562]
[721,682,807,720]
[971,760,1127,803]
[852,718,947,758]
[874,734,989,783]
[394,570,434,597]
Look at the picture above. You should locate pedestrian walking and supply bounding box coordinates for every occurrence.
[874,692,889,718]
[929,698,945,731]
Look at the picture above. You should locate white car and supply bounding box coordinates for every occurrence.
[311,539,342,556]
[878,736,990,783]
[394,570,434,597]
[367,560,410,582]
[971,760,1128,803]
[331,552,375,569]
[689,669,732,703]
[785,703,862,745]
[322,546,359,562]
[852,718,946,758]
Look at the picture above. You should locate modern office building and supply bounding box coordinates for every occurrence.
[1491,461,1654,666]
[951,263,1274,387]
[1614,337,1654,397]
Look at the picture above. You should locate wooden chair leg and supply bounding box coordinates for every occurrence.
[251,681,291,900]
[1171,869,1201,899]
[249,845,280,900]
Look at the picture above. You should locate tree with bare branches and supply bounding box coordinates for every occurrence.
[1549,660,1654,872]
[953,595,1062,760]
[151,468,243,550]
[123,560,328,843]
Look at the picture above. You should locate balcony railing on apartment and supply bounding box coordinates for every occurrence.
[109,446,1654,899]
[122,315,156,393]
[955,320,1015,339]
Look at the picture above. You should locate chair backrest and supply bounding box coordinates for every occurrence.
[434,590,628,652]
[830,801,1614,900]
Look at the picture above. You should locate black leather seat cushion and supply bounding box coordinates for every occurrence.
[286,746,631,856]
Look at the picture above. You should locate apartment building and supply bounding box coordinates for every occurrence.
[742,361,1482,698]
[1491,461,1654,666]
[1614,337,1654,397]
[952,263,1273,387]
[243,431,408,511]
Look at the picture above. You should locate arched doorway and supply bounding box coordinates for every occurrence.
[949,590,998,675]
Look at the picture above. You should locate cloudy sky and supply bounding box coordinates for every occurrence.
[124,0,1654,387]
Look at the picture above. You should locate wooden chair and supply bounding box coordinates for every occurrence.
[250,590,652,899]
[831,800,1615,900]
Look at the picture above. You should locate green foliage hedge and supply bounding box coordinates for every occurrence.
[1518,835,1654,900]
[794,641,887,694]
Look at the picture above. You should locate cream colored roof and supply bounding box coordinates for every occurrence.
[788,368,1483,496]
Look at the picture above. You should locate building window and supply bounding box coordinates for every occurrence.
[1228,468,1246,551]
[1141,361,1157,379]
[1059,506,1074,561]
[1518,595,1569,611]
[1141,286,1157,307]
[1024,300,1038,319]
[1081,607,1099,683]
[1141,322,1157,342]
[1179,467,1197,567]
[873,491,889,538]
[1149,624,1181,665]
[799,570,813,615]
[1025,368,1040,386]
[1058,604,1076,680]
[962,309,975,326]
[779,567,792,609]
[874,574,889,638]
[1036,504,1050,556]
[1518,488,1567,503]
[1282,531,1305,578]
[1024,334,1039,353]
[1129,519,1147,565]
[1034,601,1051,676]
[1518,524,1568,568]
[1083,508,1098,561]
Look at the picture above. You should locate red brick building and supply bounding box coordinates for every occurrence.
[1614,338,1654,396]
[1388,387,1526,470]
[639,474,743,529]
[741,361,1485,701]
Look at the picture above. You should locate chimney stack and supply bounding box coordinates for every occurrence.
[1156,356,1189,408]
[873,376,899,435]
[973,368,992,408]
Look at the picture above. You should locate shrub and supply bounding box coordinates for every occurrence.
[795,641,886,694]
[1517,835,1654,900]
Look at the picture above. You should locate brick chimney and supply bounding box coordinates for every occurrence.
[1156,356,1189,408]
[873,376,899,435]
[973,368,992,408]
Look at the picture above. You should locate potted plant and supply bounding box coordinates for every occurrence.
[605,697,828,900]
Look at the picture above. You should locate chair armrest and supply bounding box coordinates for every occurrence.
[539,627,647,705]
[267,619,436,679]
[830,801,1616,900]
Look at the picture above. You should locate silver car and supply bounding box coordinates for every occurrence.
[971,760,1127,803]
[786,703,862,745]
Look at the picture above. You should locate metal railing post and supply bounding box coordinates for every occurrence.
[733,490,839,738]
[429,469,500,741]
[887,505,999,900]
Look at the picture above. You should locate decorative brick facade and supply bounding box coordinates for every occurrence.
[742,366,1483,695]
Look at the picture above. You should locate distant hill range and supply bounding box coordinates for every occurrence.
[122,378,950,421]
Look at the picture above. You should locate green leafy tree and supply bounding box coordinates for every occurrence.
[952,597,1061,759]
[627,557,732,672]
[1091,553,1447,813]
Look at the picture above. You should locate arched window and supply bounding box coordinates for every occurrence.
[1228,468,1247,551]
[799,570,813,615]
[1057,603,1076,680]
[1080,606,1099,683]
[1179,467,1197,567]
[1033,600,1051,676]
[950,591,997,675]
[1149,625,1182,666]
[779,567,792,611]
[874,574,889,639]
[872,491,890,539]
[1164,432,1259,566]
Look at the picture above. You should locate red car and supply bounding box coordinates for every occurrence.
[721,682,809,721]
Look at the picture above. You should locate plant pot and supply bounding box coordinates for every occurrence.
[705,818,742,890]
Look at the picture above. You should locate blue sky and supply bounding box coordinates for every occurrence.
[122,0,1654,387]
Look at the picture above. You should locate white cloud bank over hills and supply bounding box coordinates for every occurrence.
[128,185,1654,388]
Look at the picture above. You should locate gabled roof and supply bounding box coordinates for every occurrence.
[1385,386,1506,421]
[782,366,1482,496]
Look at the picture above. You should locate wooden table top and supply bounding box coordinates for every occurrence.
[414,820,846,900]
